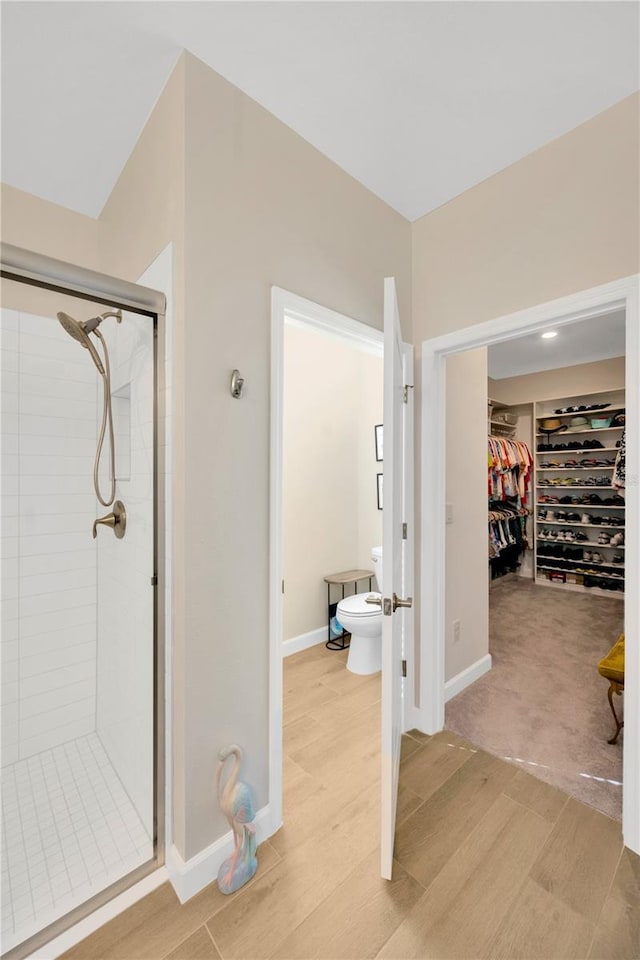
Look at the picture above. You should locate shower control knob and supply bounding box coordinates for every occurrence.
[92,500,127,539]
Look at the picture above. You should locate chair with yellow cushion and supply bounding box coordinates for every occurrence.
[598,633,625,744]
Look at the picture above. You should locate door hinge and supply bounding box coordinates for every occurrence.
[402,659,407,678]
[402,522,408,540]
[403,384,414,403]
[282,579,285,594]
[150,574,158,587]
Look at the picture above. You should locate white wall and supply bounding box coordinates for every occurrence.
[96,311,154,836]
[1,308,97,764]
[283,323,382,642]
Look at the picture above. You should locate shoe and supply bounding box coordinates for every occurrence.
[547,511,556,521]
[598,533,611,544]
[581,514,592,524]
[613,555,624,564]
[611,532,624,546]
[592,552,603,564]
[575,532,588,541]
[584,551,593,562]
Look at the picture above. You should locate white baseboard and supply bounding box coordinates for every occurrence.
[167,805,275,904]
[444,654,492,703]
[282,626,326,658]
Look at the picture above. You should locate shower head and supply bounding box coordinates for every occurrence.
[57,312,106,374]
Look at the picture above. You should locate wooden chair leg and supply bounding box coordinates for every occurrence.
[607,682,624,745]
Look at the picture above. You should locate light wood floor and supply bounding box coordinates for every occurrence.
[61,644,639,960]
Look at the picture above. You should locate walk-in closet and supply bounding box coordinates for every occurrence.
[445,311,626,823]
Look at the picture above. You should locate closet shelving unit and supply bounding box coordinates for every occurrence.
[488,399,517,438]
[533,389,625,598]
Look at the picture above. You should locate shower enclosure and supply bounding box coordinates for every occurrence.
[1,246,164,959]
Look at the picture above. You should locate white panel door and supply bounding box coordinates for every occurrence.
[381,276,414,879]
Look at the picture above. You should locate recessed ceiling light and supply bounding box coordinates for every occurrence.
[541,331,558,339]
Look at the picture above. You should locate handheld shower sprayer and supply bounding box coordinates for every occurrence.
[56,309,123,507]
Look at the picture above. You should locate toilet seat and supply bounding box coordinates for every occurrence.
[337,593,381,618]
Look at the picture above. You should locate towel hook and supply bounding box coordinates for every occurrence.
[230,370,245,399]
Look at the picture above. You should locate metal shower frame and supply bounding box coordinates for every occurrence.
[0,242,167,960]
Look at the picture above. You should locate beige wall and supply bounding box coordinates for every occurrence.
[412,92,639,340]
[489,356,625,406]
[445,349,489,681]
[181,53,410,857]
[1,183,101,271]
[415,94,638,688]
[283,324,382,641]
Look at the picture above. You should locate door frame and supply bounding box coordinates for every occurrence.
[418,274,640,855]
[270,286,389,831]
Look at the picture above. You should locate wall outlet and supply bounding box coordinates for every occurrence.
[452,619,461,643]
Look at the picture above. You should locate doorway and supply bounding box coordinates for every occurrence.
[419,274,640,855]
[447,314,626,820]
[269,287,384,831]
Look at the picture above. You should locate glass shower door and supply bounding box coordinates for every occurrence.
[1,292,157,957]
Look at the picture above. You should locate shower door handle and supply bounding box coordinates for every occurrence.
[93,500,127,539]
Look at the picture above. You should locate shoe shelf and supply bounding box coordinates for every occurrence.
[534,389,624,597]
[540,538,624,549]
[536,520,624,529]
[537,565,624,581]
[536,405,626,419]
[536,485,615,490]
[535,426,623,437]
[535,447,620,454]
[537,502,625,508]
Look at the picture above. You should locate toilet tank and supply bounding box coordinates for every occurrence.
[371,546,383,593]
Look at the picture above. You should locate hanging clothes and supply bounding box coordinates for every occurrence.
[488,436,532,578]
[487,437,533,507]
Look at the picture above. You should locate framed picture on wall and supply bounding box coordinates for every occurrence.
[375,424,383,461]
[377,473,383,510]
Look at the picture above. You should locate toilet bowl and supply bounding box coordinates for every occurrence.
[337,547,383,675]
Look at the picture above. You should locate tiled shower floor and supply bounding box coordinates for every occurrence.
[1,733,153,954]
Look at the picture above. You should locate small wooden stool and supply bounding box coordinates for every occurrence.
[598,633,625,745]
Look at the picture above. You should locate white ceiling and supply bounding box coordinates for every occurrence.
[488,311,626,380]
[2,2,638,221]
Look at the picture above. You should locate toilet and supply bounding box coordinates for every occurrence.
[337,546,383,675]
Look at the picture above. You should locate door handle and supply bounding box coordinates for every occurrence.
[92,500,127,539]
[392,593,412,612]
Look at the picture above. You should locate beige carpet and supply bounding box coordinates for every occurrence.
[445,578,624,821]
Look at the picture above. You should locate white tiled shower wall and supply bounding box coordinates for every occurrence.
[96,313,154,837]
[1,309,98,764]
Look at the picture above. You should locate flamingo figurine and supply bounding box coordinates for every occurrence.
[216,744,258,894]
